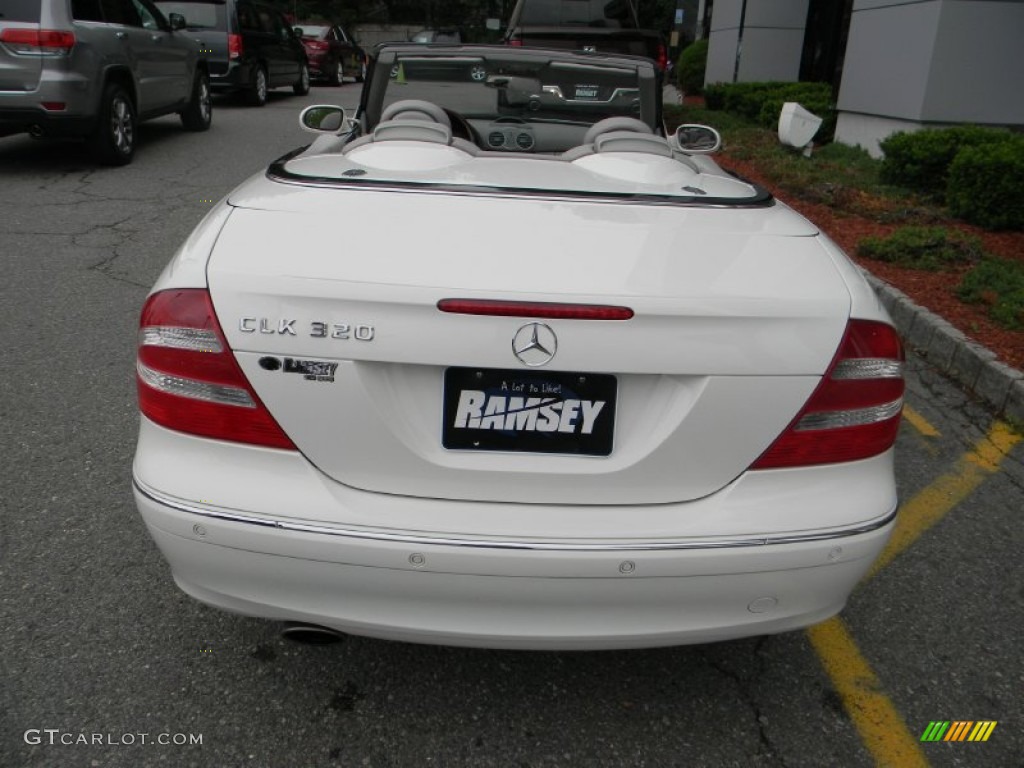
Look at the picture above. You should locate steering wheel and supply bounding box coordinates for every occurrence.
[444,108,479,145]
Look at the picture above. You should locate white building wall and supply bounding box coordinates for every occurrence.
[923,1,1024,124]
[836,0,1024,157]
[704,0,810,85]
[834,1,940,121]
[705,0,744,84]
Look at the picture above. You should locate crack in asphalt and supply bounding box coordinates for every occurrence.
[700,638,791,767]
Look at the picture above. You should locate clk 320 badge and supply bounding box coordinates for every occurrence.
[239,317,375,341]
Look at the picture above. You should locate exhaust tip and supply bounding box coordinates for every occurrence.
[281,621,345,645]
[29,124,45,138]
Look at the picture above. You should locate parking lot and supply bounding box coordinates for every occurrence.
[2,85,1022,768]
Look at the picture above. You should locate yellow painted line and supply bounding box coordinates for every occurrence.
[807,617,929,768]
[868,420,1021,578]
[966,421,1020,471]
[809,420,1020,766]
[902,406,940,438]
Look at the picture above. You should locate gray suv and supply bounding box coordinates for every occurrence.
[0,0,211,164]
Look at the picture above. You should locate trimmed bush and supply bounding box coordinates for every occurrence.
[703,83,726,111]
[696,81,834,142]
[676,39,708,95]
[947,138,1024,230]
[878,126,1014,198]
[857,226,984,270]
[757,88,835,142]
[958,257,1024,329]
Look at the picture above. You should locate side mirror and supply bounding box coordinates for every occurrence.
[300,104,347,134]
[169,13,186,31]
[674,124,722,153]
[293,27,304,37]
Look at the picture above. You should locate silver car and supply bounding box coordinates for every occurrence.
[0,0,211,164]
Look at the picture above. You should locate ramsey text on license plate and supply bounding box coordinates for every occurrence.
[442,368,616,456]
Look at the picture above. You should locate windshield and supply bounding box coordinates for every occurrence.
[154,1,224,29]
[381,52,644,126]
[297,24,329,38]
[520,0,637,27]
[1,0,41,22]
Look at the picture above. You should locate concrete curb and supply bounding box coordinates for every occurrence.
[865,273,1024,425]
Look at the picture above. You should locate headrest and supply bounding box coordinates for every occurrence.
[593,131,673,157]
[379,99,451,129]
[372,120,453,144]
[583,116,653,145]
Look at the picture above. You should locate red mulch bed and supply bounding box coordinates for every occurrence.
[717,154,1024,371]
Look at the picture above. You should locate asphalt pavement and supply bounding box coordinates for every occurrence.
[1,85,1022,768]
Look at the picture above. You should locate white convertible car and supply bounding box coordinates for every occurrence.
[133,45,904,649]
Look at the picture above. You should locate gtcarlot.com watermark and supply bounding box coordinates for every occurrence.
[25,729,202,747]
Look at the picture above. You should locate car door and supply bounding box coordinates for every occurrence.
[266,9,300,84]
[253,6,291,85]
[332,26,358,73]
[130,0,191,106]
[100,0,170,114]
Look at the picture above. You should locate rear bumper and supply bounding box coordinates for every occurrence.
[134,478,894,650]
[305,52,328,76]
[209,61,247,93]
[0,106,94,138]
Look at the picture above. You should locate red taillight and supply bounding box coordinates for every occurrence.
[228,33,242,59]
[507,38,523,47]
[305,40,328,51]
[0,28,75,55]
[656,42,668,72]
[752,320,904,469]
[438,299,634,320]
[137,289,296,450]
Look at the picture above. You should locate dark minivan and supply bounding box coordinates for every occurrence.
[155,0,308,105]
[504,0,667,72]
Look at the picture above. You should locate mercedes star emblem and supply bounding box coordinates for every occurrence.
[512,322,557,367]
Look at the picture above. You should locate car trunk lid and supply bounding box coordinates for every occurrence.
[207,182,850,505]
[0,0,44,93]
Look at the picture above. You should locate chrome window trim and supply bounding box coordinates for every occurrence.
[134,478,896,552]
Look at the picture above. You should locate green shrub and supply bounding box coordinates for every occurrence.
[756,85,835,142]
[696,81,835,142]
[857,226,985,270]
[878,126,1014,197]
[703,84,727,110]
[721,82,781,121]
[676,39,708,95]
[958,257,1024,329]
[946,138,1024,230]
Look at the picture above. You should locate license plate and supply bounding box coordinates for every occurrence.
[574,85,600,100]
[442,367,616,456]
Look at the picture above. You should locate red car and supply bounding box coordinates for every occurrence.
[294,23,367,85]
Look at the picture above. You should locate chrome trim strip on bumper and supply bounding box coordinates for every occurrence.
[134,479,897,553]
